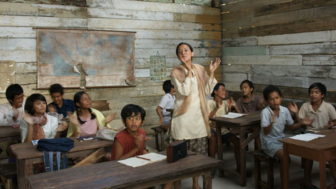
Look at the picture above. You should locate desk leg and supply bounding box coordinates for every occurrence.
[216,123,224,177]
[203,169,212,189]
[282,144,289,189]
[17,159,33,189]
[239,128,247,187]
[319,158,327,189]
[174,180,181,189]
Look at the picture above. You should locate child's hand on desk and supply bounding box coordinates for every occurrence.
[135,134,144,150]
[105,112,117,124]
[288,102,298,114]
[302,116,314,126]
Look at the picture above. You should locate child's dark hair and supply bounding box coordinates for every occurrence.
[49,83,64,95]
[163,80,174,94]
[6,84,23,102]
[309,82,327,99]
[121,104,146,124]
[211,83,225,98]
[176,42,193,56]
[25,93,47,116]
[73,91,96,124]
[263,85,282,101]
[240,80,254,94]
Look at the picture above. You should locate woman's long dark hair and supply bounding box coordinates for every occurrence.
[73,91,96,124]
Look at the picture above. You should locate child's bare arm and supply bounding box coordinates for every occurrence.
[263,114,276,135]
[156,106,164,125]
[257,97,265,111]
[114,135,144,160]
[229,97,241,113]
[287,116,314,131]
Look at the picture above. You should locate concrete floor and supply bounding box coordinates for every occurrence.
[146,135,335,189]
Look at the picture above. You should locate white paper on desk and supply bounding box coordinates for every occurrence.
[290,133,325,141]
[138,153,166,162]
[118,157,149,168]
[118,153,166,168]
[220,112,246,119]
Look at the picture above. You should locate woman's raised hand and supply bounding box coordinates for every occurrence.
[209,58,221,73]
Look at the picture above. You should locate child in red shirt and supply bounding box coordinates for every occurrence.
[111,104,147,160]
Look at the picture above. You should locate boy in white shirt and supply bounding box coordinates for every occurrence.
[156,80,175,130]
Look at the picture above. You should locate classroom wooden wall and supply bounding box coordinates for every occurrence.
[221,0,336,106]
[0,0,221,132]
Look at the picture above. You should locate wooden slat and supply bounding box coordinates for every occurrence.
[135,48,221,59]
[88,8,220,24]
[87,18,221,31]
[0,50,36,62]
[269,42,336,55]
[0,2,87,18]
[223,55,302,66]
[135,39,221,49]
[87,0,220,15]
[257,31,332,45]
[223,46,266,56]
[239,16,336,38]
[223,64,251,73]
[0,39,36,51]
[303,55,336,66]
[72,148,106,168]
[222,36,257,47]
[0,15,87,28]
[254,0,336,17]
[0,27,35,38]
[0,0,87,6]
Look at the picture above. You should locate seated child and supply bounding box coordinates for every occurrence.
[20,93,68,143]
[298,83,336,189]
[208,83,240,176]
[48,83,75,118]
[156,80,175,130]
[261,85,313,185]
[111,104,147,160]
[0,84,25,126]
[67,91,115,137]
[236,80,264,113]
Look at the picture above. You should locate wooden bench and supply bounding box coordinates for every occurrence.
[0,163,17,189]
[151,126,166,152]
[251,150,275,189]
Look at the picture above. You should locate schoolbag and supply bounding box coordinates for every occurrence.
[37,138,74,172]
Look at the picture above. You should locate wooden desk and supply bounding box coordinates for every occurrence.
[210,111,261,186]
[280,131,336,189]
[26,153,220,189]
[10,138,113,189]
[0,126,20,143]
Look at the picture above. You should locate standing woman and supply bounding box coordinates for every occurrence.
[170,42,220,189]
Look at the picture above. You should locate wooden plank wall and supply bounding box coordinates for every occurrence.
[0,0,221,133]
[221,0,336,107]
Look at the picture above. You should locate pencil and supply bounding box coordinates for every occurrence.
[136,156,151,161]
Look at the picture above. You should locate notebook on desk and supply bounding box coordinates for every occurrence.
[118,153,167,168]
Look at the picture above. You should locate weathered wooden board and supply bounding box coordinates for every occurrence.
[0,50,36,62]
[251,75,309,88]
[254,0,336,17]
[0,2,87,18]
[87,28,222,40]
[0,27,36,38]
[15,73,37,84]
[87,18,220,31]
[222,36,257,47]
[87,0,220,15]
[223,64,251,73]
[223,46,266,56]
[269,43,336,55]
[88,8,220,24]
[239,16,336,38]
[135,57,215,69]
[0,39,36,50]
[303,55,336,66]
[223,73,247,83]
[135,48,221,59]
[135,39,221,49]
[0,16,87,28]
[223,55,302,66]
[0,0,87,6]
[15,62,37,73]
[252,5,336,27]
[258,31,333,46]
[252,65,336,79]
